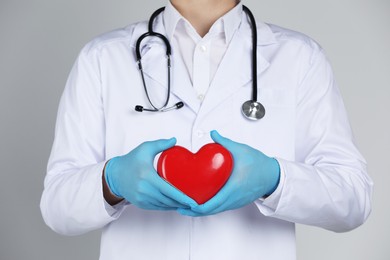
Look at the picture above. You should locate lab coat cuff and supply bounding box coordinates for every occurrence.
[104,199,129,216]
[255,157,286,215]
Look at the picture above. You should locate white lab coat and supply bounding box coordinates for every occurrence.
[40,11,373,260]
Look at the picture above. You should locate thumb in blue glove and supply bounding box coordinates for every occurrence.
[104,138,197,211]
[179,130,280,216]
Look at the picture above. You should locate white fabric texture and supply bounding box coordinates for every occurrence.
[40,2,373,260]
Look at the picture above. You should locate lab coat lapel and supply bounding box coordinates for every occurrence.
[137,42,168,87]
[197,20,275,119]
[140,46,200,113]
[130,17,168,86]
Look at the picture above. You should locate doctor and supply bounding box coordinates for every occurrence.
[40,0,373,259]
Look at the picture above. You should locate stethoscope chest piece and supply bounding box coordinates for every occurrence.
[241,100,265,120]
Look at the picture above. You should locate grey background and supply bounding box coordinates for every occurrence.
[0,0,389,259]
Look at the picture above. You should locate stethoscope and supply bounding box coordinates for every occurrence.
[135,5,265,120]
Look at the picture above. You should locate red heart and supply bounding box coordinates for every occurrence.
[157,143,233,204]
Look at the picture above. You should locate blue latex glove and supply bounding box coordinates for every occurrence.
[179,130,280,216]
[104,138,197,211]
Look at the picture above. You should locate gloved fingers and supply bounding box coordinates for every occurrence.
[210,130,238,151]
[135,191,181,210]
[178,202,230,216]
[185,195,246,216]
[138,200,177,211]
[152,174,198,208]
[177,208,204,217]
[155,192,193,209]
[146,200,179,210]
[200,198,244,215]
[142,137,177,157]
[189,184,232,214]
[191,203,227,216]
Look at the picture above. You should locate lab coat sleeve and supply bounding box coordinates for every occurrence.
[40,45,126,236]
[255,49,373,232]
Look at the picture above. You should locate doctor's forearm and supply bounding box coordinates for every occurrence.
[41,162,117,235]
[258,159,372,232]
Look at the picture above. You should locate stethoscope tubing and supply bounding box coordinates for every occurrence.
[134,5,265,119]
[243,5,257,102]
[135,8,173,112]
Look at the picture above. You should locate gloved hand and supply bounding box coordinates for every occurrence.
[104,138,197,211]
[178,130,280,216]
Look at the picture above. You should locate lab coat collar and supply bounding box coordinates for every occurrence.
[163,1,182,42]
[132,3,276,48]
[221,1,243,45]
[164,1,243,44]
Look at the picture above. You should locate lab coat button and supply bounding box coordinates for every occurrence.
[200,45,207,52]
[197,94,205,101]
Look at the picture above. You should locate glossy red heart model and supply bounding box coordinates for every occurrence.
[157,143,233,204]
